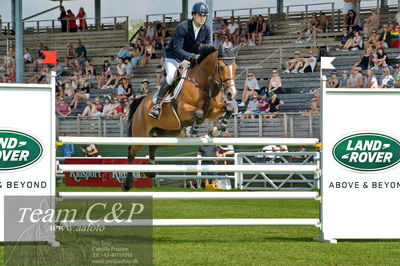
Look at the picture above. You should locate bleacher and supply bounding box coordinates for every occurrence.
[1,3,399,138]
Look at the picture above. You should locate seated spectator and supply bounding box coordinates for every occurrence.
[354,47,374,70]
[336,28,351,51]
[347,67,363,88]
[131,39,145,68]
[247,16,258,46]
[342,28,363,50]
[94,97,103,113]
[66,9,78,32]
[117,44,132,61]
[33,43,45,72]
[124,59,134,79]
[105,57,126,88]
[213,17,222,35]
[28,64,50,84]
[255,15,269,46]
[112,99,125,118]
[242,94,259,119]
[378,25,392,48]
[363,9,379,37]
[284,51,304,73]
[81,144,98,157]
[70,81,90,109]
[75,39,87,66]
[228,17,240,45]
[213,33,222,48]
[390,24,400,48]
[23,48,32,67]
[139,79,150,97]
[268,92,284,113]
[155,23,169,47]
[222,36,233,50]
[256,91,270,118]
[379,68,394,88]
[240,72,259,106]
[145,22,156,41]
[310,13,330,39]
[1,74,12,83]
[122,98,131,117]
[268,69,284,94]
[299,50,317,73]
[142,40,155,66]
[69,60,85,86]
[393,64,400,88]
[364,29,380,49]
[79,100,102,119]
[372,47,389,70]
[363,68,379,88]
[76,7,87,31]
[327,72,340,88]
[64,80,75,100]
[64,44,77,69]
[56,97,72,119]
[344,9,362,32]
[295,14,319,43]
[116,77,133,100]
[98,60,112,89]
[83,60,96,80]
[102,97,115,117]
[339,70,349,87]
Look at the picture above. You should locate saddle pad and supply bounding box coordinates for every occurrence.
[152,69,187,104]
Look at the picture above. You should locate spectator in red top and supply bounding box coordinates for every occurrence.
[66,10,78,32]
[56,97,72,119]
[76,7,87,31]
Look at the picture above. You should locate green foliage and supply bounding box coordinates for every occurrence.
[129,19,144,42]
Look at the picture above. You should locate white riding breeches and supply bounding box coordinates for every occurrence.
[164,58,181,85]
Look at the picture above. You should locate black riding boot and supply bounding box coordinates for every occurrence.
[149,80,170,120]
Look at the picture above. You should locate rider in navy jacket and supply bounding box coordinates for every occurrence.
[149,2,210,120]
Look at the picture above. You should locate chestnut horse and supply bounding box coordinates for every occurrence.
[123,44,240,190]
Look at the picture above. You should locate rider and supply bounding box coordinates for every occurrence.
[148,2,211,120]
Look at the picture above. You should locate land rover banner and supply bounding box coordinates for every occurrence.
[0,82,55,243]
[322,88,400,240]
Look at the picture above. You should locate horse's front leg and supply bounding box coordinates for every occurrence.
[179,103,204,137]
[190,109,204,137]
[217,103,234,132]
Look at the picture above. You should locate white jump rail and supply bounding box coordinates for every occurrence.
[59,164,319,173]
[59,191,319,200]
[61,218,320,227]
[58,137,320,146]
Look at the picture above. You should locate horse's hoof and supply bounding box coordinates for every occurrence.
[210,126,221,137]
[122,173,134,191]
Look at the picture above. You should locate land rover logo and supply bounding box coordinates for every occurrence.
[0,130,43,171]
[332,133,400,172]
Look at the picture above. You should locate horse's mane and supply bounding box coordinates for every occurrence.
[196,44,217,64]
[127,96,145,137]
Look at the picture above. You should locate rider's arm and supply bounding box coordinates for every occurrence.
[172,24,194,61]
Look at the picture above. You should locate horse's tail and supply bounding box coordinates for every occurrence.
[127,96,146,137]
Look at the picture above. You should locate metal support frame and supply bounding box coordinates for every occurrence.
[15,0,23,83]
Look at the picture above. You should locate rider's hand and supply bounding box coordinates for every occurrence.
[181,60,191,69]
[189,54,200,65]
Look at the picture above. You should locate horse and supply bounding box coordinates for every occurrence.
[123,44,241,191]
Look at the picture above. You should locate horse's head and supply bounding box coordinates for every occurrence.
[215,44,241,102]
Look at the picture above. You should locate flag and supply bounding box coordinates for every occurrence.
[320,57,335,70]
[42,51,57,65]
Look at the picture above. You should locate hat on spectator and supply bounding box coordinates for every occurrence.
[260,91,266,96]
[141,79,150,84]
[268,92,276,98]
[294,51,300,55]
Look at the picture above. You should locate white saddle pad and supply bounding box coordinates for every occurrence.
[153,69,187,104]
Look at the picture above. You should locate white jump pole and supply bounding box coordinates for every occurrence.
[59,164,319,173]
[59,191,319,200]
[59,137,319,146]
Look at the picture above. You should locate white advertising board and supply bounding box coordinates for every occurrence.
[0,80,55,242]
[321,87,400,241]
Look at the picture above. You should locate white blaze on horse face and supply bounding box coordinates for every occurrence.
[227,64,237,99]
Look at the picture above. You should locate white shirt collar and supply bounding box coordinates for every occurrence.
[192,21,201,39]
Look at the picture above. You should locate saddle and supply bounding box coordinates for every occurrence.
[152,68,187,104]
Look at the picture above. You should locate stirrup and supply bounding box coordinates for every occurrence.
[149,104,162,120]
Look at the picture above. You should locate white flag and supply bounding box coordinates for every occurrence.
[321,57,336,70]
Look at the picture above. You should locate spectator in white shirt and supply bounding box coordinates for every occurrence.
[240,72,259,106]
[228,16,240,45]
[222,36,233,50]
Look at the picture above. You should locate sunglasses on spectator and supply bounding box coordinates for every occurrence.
[248,74,253,77]
[272,72,277,74]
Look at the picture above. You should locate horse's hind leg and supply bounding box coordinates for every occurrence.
[145,145,158,178]
[122,144,144,191]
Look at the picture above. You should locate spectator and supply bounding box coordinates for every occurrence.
[94,97,103,113]
[220,19,230,38]
[122,98,131,117]
[256,91,270,118]
[61,134,74,157]
[379,24,392,48]
[242,94,259,119]
[75,39,87,66]
[318,12,330,33]
[56,97,72,119]
[295,14,319,43]
[33,43,46,72]
[76,7,87,31]
[335,28,351,51]
[393,64,400,88]
[80,144,98,157]
[117,44,132,61]
[372,47,389,70]
[23,48,32,67]
[327,72,340,88]
[69,60,85,86]
[66,10,78,32]
[379,68,394,88]
[213,33,222,48]
[239,72,259,106]
[364,29,380,49]
[339,70,349,87]
[390,24,400,48]
[105,57,126,88]
[145,22,156,41]
[268,69,283,94]
[83,60,96,80]
[228,17,240,45]
[111,99,125,118]
[222,36,233,50]
[247,16,258,46]
[64,80,75,100]
[102,97,115,117]
[116,77,133,99]
[197,134,218,185]
[155,23,169,47]
[299,50,317,73]
[363,9,379,37]
[354,47,374,70]
[79,100,102,119]
[284,51,303,73]
[98,60,112,89]
[342,28,363,50]
[131,39,145,68]
[363,68,379,88]
[28,64,50,84]
[347,67,363,88]
[124,58,134,79]
[142,40,155,66]
[64,44,77,69]
[70,81,90,109]
[268,92,284,113]
[139,79,151,97]
[213,17,222,35]
[58,6,67,32]
[255,15,269,46]
[344,9,363,32]
[3,44,15,72]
